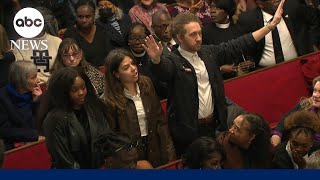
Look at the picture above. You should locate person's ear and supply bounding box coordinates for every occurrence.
[177,34,183,44]
[249,134,256,144]
[113,71,120,79]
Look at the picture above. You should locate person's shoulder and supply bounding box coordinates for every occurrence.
[202,23,217,33]
[64,26,78,37]
[44,108,68,125]
[238,8,262,23]
[129,5,140,14]
[0,51,15,62]
[45,33,62,43]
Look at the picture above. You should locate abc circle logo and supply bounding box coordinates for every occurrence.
[13,8,44,38]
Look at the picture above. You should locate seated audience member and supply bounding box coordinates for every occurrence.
[94,132,153,169]
[182,136,225,169]
[273,110,320,169]
[103,48,176,167]
[36,7,60,37]
[51,38,104,95]
[167,0,212,25]
[43,67,111,169]
[12,7,62,83]
[96,0,132,47]
[271,76,320,147]
[0,61,42,151]
[151,9,176,55]
[217,113,272,169]
[0,24,15,87]
[127,23,168,99]
[203,0,255,79]
[129,0,168,33]
[236,0,320,69]
[64,0,114,68]
[0,139,4,168]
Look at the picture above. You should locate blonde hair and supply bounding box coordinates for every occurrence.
[300,76,320,110]
[0,24,10,59]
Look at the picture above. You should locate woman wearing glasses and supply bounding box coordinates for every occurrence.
[127,23,168,99]
[217,112,272,168]
[273,110,320,169]
[102,48,176,167]
[43,67,111,169]
[51,38,104,95]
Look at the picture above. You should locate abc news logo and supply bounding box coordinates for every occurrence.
[11,8,48,50]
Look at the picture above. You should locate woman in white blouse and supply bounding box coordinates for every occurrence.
[102,48,176,167]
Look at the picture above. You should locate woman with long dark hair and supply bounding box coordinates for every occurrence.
[102,48,175,167]
[43,67,111,169]
[217,112,272,168]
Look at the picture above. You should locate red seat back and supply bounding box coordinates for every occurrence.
[224,56,313,127]
[3,140,51,169]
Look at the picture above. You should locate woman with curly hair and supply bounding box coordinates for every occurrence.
[102,48,175,167]
[271,76,320,147]
[272,110,320,169]
[217,112,272,169]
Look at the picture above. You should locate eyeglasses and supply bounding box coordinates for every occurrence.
[128,36,146,44]
[154,24,170,31]
[115,141,139,153]
[62,51,81,59]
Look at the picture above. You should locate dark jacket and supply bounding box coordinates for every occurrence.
[0,86,39,150]
[151,34,256,153]
[236,4,320,65]
[0,52,15,88]
[106,76,176,167]
[43,103,111,169]
[96,14,132,48]
[272,141,320,169]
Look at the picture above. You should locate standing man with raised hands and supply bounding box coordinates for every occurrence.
[142,0,285,156]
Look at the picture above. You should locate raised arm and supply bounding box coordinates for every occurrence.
[142,35,163,64]
[252,0,285,42]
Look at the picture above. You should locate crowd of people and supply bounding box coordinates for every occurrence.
[0,0,320,169]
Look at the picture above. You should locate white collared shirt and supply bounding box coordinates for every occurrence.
[259,10,298,67]
[124,84,148,136]
[178,46,214,119]
[162,39,176,52]
[215,22,230,29]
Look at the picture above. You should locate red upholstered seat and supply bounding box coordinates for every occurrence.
[3,140,51,169]
[224,54,317,127]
